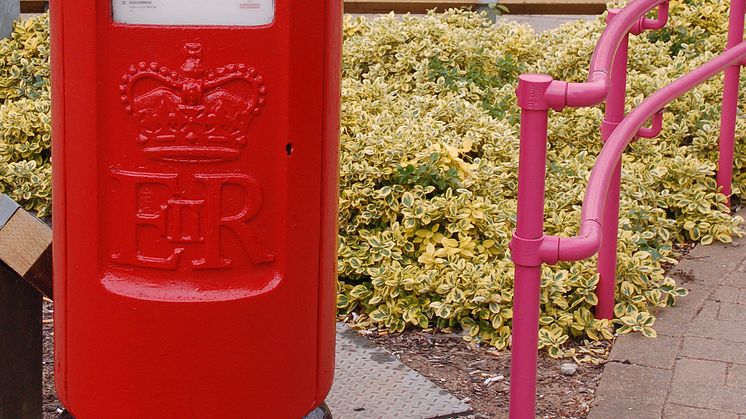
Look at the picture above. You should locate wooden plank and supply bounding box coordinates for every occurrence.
[24,243,52,300]
[0,195,53,298]
[0,261,42,419]
[500,0,606,14]
[0,208,52,278]
[344,0,476,14]
[344,0,606,15]
[21,0,605,16]
[20,0,47,13]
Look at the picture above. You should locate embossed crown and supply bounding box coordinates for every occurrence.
[120,43,266,163]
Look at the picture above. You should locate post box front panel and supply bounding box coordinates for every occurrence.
[99,38,287,303]
[52,0,340,416]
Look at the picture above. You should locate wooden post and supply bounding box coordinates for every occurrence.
[0,195,53,419]
[0,262,42,419]
[20,0,49,13]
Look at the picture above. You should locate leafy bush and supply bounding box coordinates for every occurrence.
[337,1,744,356]
[2,3,744,355]
[0,15,50,215]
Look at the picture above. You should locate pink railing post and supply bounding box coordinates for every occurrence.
[716,0,745,201]
[509,74,554,419]
[596,10,629,320]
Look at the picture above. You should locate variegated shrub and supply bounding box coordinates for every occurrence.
[0,15,50,215]
[338,0,742,357]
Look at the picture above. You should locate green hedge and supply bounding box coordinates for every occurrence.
[1,2,743,356]
[0,15,50,216]
[337,0,743,357]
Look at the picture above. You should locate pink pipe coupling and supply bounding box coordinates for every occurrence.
[544,0,670,112]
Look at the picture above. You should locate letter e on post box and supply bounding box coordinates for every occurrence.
[50,0,342,417]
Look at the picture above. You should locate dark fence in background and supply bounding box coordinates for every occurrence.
[21,0,606,15]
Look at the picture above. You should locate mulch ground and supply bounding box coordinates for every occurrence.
[42,301,63,418]
[368,330,606,418]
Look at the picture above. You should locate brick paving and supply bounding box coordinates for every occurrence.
[589,209,746,418]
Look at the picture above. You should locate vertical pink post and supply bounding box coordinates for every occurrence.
[595,10,629,320]
[509,74,553,418]
[716,0,745,200]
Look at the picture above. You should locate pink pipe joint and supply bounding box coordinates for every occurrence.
[602,108,665,140]
[544,0,671,111]
[636,109,665,139]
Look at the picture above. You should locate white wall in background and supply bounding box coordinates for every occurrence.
[0,0,20,39]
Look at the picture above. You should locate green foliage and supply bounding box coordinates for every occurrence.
[428,53,523,119]
[2,2,745,355]
[338,2,743,356]
[0,15,50,215]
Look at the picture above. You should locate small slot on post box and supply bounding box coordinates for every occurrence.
[113,0,275,26]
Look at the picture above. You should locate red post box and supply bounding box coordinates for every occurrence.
[50,0,341,417]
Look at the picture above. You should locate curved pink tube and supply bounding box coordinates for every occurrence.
[636,109,664,139]
[546,0,669,110]
[555,41,746,256]
[538,221,603,262]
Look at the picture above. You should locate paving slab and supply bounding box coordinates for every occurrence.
[686,317,746,343]
[590,208,746,417]
[687,239,746,269]
[669,281,712,310]
[588,362,670,419]
[669,383,746,413]
[652,307,696,337]
[327,324,472,419]
[723,270,746,288]
[671,257,733,285]
[718,302,746,322]
[608,334,680,370]
[681,336,746,364]
[498,14,598,32]
[712,285,743,304]
[664,404,739,419]
[727,363,746,389]
[696,299,721,319]
[672,358,727,386]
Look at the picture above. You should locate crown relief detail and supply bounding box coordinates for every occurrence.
[120,43,266,163]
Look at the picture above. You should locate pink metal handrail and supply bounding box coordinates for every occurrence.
[508,0,746,416]
[572,41,746,246]
[542,0,669,110]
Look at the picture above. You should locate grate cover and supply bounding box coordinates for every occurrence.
[327,324,473,419]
